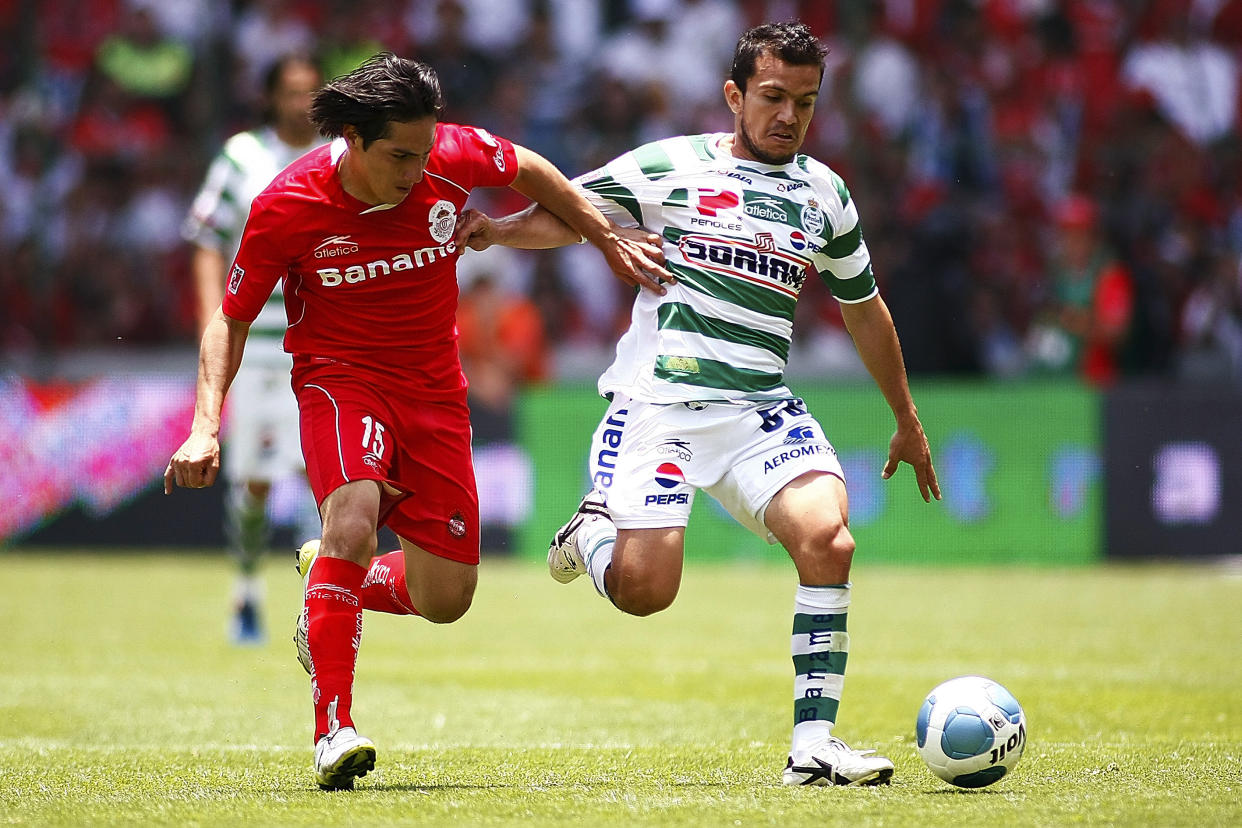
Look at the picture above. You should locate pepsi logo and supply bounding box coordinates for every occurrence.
[789,230,808,251]
[654,462,685,489]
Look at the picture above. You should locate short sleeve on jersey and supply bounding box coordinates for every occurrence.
[221,199,287,323]
[438,124,518,190]
[815,175,878,303]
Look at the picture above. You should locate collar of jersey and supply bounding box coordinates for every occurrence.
[709,132,798,176]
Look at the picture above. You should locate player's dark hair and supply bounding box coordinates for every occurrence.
[310,52,444,147]
[730,22,828,93]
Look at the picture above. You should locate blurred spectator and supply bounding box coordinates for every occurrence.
[456,257,547,554]
[94,6,194,107]
[317,0,400,83]
[1122,1,1239,147]
[1178,253,1242,383]
[1026,194,1135,386]
[0,0,1240,390]
[231,0,314,108]
[410,0,499,125]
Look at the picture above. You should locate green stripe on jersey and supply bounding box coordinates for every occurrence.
[687,135,715,161]
[823,221,862,259]
[654,355,784,393]
[820,262,876,302]
[669,262,797,324]
[658,302,789,360]
[632,142,675,180]
[829,170,851,208]
[583,176,643,225]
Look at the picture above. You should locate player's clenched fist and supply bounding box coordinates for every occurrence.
[164,434,221,494]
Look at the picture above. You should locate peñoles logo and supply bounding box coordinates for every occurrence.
[678,234,809,296]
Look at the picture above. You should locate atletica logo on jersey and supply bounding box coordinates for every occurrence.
[428,199,456,244]
[654,462,686,488]
[657,439,693,461]
[679,234,810,296]
[314,234,361,258]
[745,195,790,223]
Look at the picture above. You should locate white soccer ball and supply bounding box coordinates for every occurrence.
[915,675,1027,788]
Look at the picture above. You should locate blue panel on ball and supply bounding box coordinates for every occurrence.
[941,708,993,759]
[951,766,1008,788]
[987,683,1023,724]
[916,698,933,748]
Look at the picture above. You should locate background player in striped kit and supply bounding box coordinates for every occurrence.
[181,54,324,644]
[457,21,941,787]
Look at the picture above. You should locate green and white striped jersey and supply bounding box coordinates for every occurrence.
[182,127,320,358]
[577,132,878,403]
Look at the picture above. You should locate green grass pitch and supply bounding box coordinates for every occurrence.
[1,552,1239,826]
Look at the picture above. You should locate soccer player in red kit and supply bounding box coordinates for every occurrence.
[165,53,669,790]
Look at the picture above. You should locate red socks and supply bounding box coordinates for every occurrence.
[306,556,365,742]
[305,551,418,742]
[359,549,419,616]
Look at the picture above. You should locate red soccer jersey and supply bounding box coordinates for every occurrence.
[223,123,519,398]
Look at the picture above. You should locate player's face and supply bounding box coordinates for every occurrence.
[271,61,320,134]
[725,54,820,165]
[344,117,437,206]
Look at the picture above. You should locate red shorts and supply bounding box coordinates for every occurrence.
[292,357,479,565]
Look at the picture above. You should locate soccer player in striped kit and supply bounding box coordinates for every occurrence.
[166,53,669,789]
[182,54,325,644]
[459,22,941,786]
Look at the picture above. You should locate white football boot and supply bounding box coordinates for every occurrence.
[782,736,894,787]
[293,539,319,675]
[314,725,376,790]
[547,489,611,584]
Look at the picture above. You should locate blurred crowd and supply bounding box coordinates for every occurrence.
[2,0,1242,385]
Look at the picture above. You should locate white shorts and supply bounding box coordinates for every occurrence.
[587,394,845,543]
[223,357,303,483]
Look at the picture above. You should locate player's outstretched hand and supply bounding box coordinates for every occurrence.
[595,226,674,296]
[881,419,941,503]
[164,433,221,494]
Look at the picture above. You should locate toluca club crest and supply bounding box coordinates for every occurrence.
[429,199,456,244]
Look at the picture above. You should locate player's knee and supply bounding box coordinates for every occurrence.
[419,584,475,623]
[612,579,677,617]
[321,516,378,566]
[414,568,477,623]
[800,520,855,566]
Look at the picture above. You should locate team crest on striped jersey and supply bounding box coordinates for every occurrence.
[800,200,825,235]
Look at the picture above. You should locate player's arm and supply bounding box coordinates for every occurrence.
[164,308,250,493]
[501,145,672,292]
[190,244,227,339]
[839,294,941,503]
